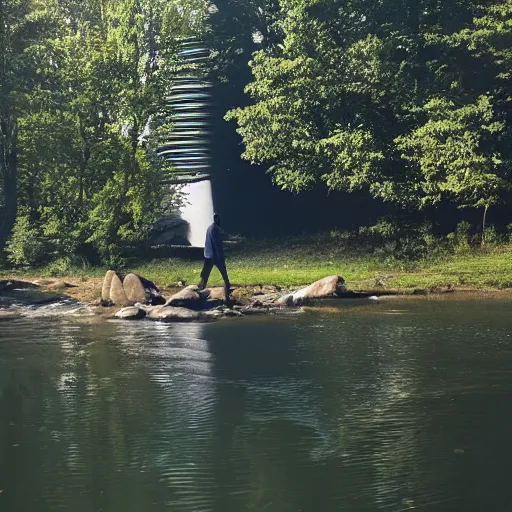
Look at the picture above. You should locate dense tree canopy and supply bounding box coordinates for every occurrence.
[1,0,205,266]
[3,0,512,267]
[226,0,512,236]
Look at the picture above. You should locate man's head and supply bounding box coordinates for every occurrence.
[213,213,221,226]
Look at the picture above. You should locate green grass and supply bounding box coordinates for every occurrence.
[3,235,512,292]
[132,244,512,291]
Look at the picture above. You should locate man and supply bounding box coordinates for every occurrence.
[198,213,231,302]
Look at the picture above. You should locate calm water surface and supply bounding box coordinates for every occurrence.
[1,297,512,511]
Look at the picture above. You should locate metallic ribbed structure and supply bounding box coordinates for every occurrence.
[157,38,211,182]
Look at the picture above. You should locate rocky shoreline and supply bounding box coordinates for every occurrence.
[0,273,379,322]
[101,272,375,322]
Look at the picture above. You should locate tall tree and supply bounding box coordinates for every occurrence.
[4,0,207,265]
[396,96,508,245]
[225,0,486,205]
[0,0,55,250]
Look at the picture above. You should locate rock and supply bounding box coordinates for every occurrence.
[241,306,269,316]
[147,306,200,322]
[251,293,279,306]
[138,275,165,304]
[204,298,225,310]
[0,280,38,291]
[149,216,191,245]
[165,285,209,310]
[101,270,116,303]
[46,280,77,290]
[291,275,346,306]
[169,280,188,288]
[201,309,225,321]
[123,273,147,304]
[224,309,243,318]
[109,273,131,307]
[206,287,227,301]
[253,285,278,296]
[102,271,163,306]
[114,307,146,320]
[231,288,251,302]
[276,294,294,307]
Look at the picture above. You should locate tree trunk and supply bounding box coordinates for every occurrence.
[481,205,489,248]
[0,121,18,251]
[78,120,90,206]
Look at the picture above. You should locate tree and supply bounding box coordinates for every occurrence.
[225,0,492,209]
[3,0,206,265]
[0,0,57,250]
[395,96,508,245]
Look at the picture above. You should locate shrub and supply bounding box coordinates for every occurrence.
[5,209,47,267]
[44,255,91,277]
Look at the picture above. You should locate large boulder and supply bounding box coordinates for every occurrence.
[147,306,200,322]
[122,273,164,305]
[278,276,347,307]
[138,276,166,305]
[101,270,116,303]
[102,271,164,306]
[114,307,146,320]
[109,273,130,307]
[123,273,147,304]
[165,285,209,310]
[292,275,346,305]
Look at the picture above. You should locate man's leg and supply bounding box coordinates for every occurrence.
[215,260,231,302]
[198,258,214,290]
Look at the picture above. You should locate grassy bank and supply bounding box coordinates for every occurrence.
[133,243,512,291]
[2,235,512,294]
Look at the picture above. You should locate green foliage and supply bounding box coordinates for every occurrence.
[43,254,91,277]
[454,221,473,252]
[1,0,204,266]
[396,96,507,211]
[5,208,46,267]
[227,0,512,233]
[85,147,163,264]
[358,218,442,263]
[6,0,512,268]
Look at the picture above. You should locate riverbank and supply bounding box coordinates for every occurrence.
[1,238,512,303]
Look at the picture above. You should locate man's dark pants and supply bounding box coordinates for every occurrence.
[198,258,231,299]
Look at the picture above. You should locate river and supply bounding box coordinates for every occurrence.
[1,296,511,511]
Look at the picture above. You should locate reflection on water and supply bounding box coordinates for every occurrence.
[1,297,512,511]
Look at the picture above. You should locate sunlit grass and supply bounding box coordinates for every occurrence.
[114,241,512,291]
[3,236,512,292]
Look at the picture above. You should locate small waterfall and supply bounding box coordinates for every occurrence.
[157,38,214,248]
